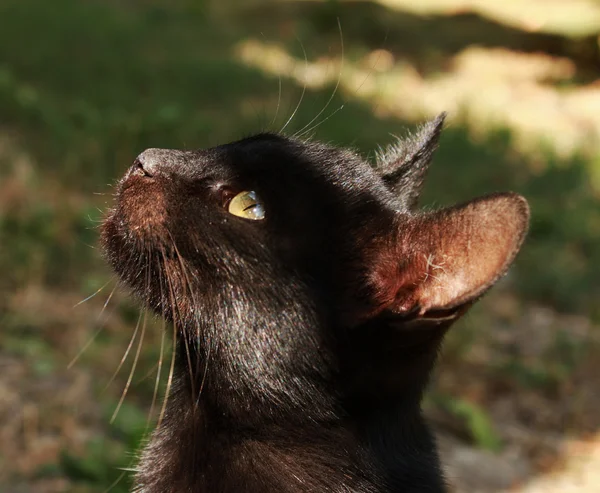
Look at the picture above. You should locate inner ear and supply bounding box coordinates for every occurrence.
[368,192,529,319]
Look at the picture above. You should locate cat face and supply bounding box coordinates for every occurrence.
[102,133,394,322]
[101,116,528,410]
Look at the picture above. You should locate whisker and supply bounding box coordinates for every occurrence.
[166,232,201,386]
[296,103,346,139]
[266,32,283,130]
[146,250,167,430]
[166,248,196,406]
[68,284,117,369]
[297,27,389,139]
[103,309,143,392]
[279,35,309,135]
[246,97,267,134]
[101,470,128,493]
[73,277,114,308]
[196,332,211,408]
[157,304,177,430]
[110,249,152,424]
[353,29,390,121]
[157,249,178,429]
[147,315,167,430]
[293,18,344,138]
[177,258,207,406]
[167,233,211,409]
[135,360,160,385]
[110,305,148,424]
[270,75,283,130]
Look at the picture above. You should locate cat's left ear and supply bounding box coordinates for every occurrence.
[377,112,446,208]
[365,192,529,322]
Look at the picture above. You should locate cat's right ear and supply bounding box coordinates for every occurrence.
[362,192,529,324]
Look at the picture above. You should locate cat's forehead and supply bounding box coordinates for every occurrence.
[218,133,359,170]
[211,133,389,194]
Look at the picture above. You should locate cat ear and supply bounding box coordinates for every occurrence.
[368,192,529,320]
[377,113,446,208]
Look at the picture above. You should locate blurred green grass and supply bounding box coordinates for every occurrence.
[1,0,599,491]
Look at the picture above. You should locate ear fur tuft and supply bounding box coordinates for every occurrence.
[378,113,447,208]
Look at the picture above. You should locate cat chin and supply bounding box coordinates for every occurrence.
[101,214,182,320]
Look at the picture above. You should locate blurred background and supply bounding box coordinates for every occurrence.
[1,0,599,491]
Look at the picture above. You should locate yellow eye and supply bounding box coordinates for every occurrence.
[227,191,266,220]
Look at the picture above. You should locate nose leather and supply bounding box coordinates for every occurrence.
[134,148,168,177]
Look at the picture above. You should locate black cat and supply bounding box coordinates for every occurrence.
[102,113,529,492]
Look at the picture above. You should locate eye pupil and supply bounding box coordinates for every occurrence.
[227,191,266,220]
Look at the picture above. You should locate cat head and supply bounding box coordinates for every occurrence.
[103,113,527,325]
[101,114,528,409]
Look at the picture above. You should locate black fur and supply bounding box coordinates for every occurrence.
[377,113,446,209]
[101,117,529,492]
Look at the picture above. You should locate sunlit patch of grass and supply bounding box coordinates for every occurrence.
[342,0,600,37]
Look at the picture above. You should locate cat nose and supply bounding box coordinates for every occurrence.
[130,148,194,179]
[133,148,164,177]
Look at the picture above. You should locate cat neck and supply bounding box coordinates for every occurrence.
[134,363,380,493]
[133,319,448,493]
